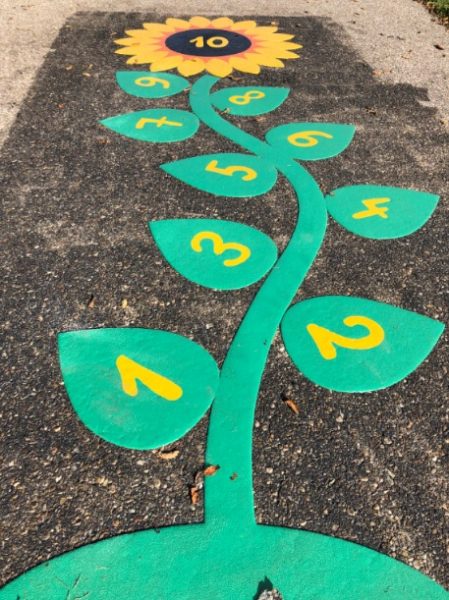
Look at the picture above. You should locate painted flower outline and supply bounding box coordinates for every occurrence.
[115,16,302,77]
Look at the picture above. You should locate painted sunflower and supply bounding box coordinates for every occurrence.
[115,16,301,77]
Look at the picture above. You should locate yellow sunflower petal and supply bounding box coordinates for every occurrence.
[229,56,261,75]
[115,46,143,55]
[143,23,172,33]
[189,16,212,27]
[165,18,191,29]
[266,33,296,42]
[127,50,169,64]
[248,53,285,68]
[231,20,257,31]
[260,41,302,50]
[177,59,206,77]
[150,55,184,71]
[251,26,279,35]
[124,29,154,38]
[114,37,140,46]
[272,50,300,60]
[211,17,234,28]
[205,59,233,78]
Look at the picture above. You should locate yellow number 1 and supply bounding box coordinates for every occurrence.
[307,315,385,360]
[205,159,257,181]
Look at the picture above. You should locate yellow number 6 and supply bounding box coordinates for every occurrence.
[287,130,333,148]
[307,315,385,360]
[205,159,257,181]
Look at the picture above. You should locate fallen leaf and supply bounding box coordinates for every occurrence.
[203,465,220,477]
[230,472,238,481]
[87,294,95,308]
[158,449,180,460]
[284,398,300,415]
[190,485,199,505]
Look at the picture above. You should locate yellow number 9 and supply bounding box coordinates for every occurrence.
[134,76,170,89]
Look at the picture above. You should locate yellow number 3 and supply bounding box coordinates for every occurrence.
[307,315,385,360]
[190,231,251,267]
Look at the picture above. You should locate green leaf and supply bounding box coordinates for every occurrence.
[281,296,444,393]
[161,153,278,197]
[211,86,290,116]
[150,219,278,290]
[58,328,219,450]
[116,71,189,98]
[266,122,355,160]
[326,184,440,239]
[100,108,199,143]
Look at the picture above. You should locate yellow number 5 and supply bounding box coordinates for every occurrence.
[205,159,257,181]
[307,315,385,360]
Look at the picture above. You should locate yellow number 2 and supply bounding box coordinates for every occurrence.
[205,159,257,181]
[287,130,333,148]
[307,315,385,360]
[190,231,251,267]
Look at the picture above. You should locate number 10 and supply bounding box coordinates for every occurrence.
[190,36,229,48]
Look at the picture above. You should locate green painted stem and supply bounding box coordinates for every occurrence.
[190,75,328,530]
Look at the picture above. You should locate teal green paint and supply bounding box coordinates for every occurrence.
[281,296,444,393]
[58,328,219,450]
[266,122,355,160]
[150,219,278,290]
[189,76,328,529]
[326,184,440,239]
[211,86,290,116]
[161,152,278,198]
[116,71,189,98]
[100,108,199,143]
[2,522,448,599]
[4,68,447,600]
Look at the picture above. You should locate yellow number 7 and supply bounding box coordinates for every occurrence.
[205,159,257,181]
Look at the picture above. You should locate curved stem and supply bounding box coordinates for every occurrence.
[190,75,328,530]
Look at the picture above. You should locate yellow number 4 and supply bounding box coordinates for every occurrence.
[205,159,257,181]
[352,197,391,220]
[307,315,385,360]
